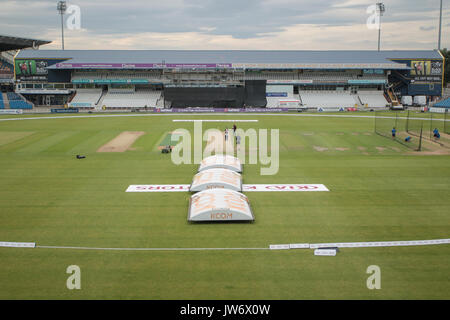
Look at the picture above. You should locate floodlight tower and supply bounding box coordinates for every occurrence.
[57,1,67,50]
[376,2,385,51]
[438,0,443,50]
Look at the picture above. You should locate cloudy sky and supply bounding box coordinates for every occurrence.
[0,0,448,50]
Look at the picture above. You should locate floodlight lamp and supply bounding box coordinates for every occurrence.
[57,1,67,14]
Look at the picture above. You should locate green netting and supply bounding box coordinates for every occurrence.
[406,110,450,149]
[375,111,422,151]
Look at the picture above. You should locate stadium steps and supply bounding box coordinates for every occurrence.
[17,93,35,108]
[96,90,108,107]
[387,88,400,106]
[353,95,363,107]
[2,92,10,109]
[156,94,165,108]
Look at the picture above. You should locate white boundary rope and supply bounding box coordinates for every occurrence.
[35,246,269,251]
[2,239,449,251]
[1,113,448,122]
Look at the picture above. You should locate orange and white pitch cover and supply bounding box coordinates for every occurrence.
[188,189,254,222]
[198,155,242,173]
[190,168,242,192]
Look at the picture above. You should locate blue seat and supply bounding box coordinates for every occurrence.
[434,98,450,108]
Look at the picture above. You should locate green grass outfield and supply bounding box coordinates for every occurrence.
[0,113,449,299]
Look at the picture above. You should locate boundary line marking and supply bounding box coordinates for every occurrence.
[3,239,449,252]
[1,113,449,122]
[172,120,259,122]
[35,246,269,251]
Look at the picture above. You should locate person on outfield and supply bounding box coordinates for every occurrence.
[433,128,440,139]
[233,124,237,134]
[392,127,396,138]
[224,128,228,141]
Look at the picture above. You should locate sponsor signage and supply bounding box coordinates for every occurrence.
[243,184,329,192]
[56,63,233,69]
[126,184,329,192]
[69,102,92,107]
[73,79,150,84]
[310,239,450,249]
[15,58,67,82]
[152,108,293,113]
[127,185,191,192]
[267,80,313,84]
[314,249,337,256]
[16,89,71,95]
[51,108,79,113]
[266,92,288,97]
[348,79,386,84]
[0,109,23,114]
[363,69,384,74]
[269,244,290,250]
[234,63,406,69]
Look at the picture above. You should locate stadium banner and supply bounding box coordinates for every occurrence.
[51,108,79,113]
[69,102,92,108]
[0,242,36,248]
[152,108,293,113]
[73,79,151,84]
[318,107,345,112]
[15,59,48,81]
[126,184,329,192]
[266,93,288,97]
[363,69,384,74]
[348,79,386,84]
[15,58,68,81]
[55,63,233,69]
[267,80,313,84]
[391,59,443,94]
[430,107,448,113]
[0,109,23,114]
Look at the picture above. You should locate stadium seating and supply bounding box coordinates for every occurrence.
[72,71,162,81]
[240,70,387,83]
[0,60,13,73]
[299,90,356,108]
[434,97,450,108]
[6,92,33,109]
[358,91,389,108]
[0,60,13,79]
[102,89,162,108]
[69,89,103,107]
[266,92,301,108]
[0,93,4,109]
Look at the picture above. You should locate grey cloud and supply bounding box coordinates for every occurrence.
[0,0,447,44]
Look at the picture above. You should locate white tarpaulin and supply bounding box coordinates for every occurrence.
[198,155,242,173]
[190,168,242,192]
[188,189,254,222]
